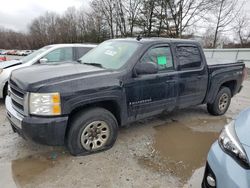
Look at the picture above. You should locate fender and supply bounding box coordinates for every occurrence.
[62,89,128,126]
[206,77,239,104]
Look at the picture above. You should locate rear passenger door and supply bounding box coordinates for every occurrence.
[176,44,208,108]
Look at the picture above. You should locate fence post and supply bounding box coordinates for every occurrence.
[235,49,239,60]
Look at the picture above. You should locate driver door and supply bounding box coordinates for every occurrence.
[125,45,178,119]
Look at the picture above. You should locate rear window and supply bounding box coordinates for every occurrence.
[176,46,202,70]
[76,47,93,59]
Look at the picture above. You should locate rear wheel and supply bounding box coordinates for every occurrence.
[66,107,118,156]
[207,87,231,116]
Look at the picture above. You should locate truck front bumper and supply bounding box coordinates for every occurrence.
[6,96,68,146]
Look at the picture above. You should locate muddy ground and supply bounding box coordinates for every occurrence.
[0,76,250,188]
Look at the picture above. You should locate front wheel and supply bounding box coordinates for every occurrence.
[207,87,231,116]
[66,107,118,156]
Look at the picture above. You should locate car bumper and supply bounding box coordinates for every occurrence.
[5,96,68,146]
[202,141,250,188]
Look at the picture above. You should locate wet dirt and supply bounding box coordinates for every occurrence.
[11,151,69,187]
[138,117,227,184]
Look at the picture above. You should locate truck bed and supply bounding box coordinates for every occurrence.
[206,57,244,66]
[207,58,245,74]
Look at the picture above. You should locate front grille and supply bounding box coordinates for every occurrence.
[9,80,26,115]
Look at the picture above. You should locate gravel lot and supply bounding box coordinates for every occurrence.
[0,63,249,188]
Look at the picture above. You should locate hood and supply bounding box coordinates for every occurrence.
[235,108,250,147]
[11,62,108,91]
[0,60,22,69]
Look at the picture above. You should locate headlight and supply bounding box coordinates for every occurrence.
[219,121,250,168]
[29,92,61,116]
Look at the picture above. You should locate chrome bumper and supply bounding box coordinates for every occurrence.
[6,96,23,129]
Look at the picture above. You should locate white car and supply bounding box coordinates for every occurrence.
[0,43,96,98]
[16,50,32,56]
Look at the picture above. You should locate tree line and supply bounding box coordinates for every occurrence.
[0,0,249,50]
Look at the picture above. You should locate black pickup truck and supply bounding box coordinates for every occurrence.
[6,38,247,155]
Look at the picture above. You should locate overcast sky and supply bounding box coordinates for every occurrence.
[0,0,88,32]
[1,0,250,33]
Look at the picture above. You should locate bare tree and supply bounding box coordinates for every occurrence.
[164,0,216,38]
[3,0,249,50]
[124,0,142,36]
[62,7,78,42]
[0,27,31,49]
[29,12,60,48]
[210,0,243,48]
[201,27,215,48]
[114,0,127,37]
[136,0,158,37]
[234,13,250,47]
[91,0,116,38]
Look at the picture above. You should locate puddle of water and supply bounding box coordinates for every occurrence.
[139,118,227,183]
[12,151,68,187]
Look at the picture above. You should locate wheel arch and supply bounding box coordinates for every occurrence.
[68,100,122,127]
[220,80,237,96]
[206,79,237,104]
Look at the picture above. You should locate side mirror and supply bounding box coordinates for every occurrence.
[135,62,158,75]
[39,58,48,64]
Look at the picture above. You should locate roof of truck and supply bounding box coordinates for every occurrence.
[111,37,199,44]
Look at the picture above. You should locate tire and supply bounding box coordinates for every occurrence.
[207,87,231,116]
[66,107,118,156]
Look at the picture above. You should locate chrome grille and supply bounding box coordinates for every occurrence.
[9,80,26,115]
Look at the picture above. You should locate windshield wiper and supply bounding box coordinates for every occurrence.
[77,59,103,68]
[83,62,103,68]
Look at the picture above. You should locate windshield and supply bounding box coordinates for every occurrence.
[21,46,52,63]
[79,41,140,69]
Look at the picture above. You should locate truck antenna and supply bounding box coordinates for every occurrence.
[136,35,142,41]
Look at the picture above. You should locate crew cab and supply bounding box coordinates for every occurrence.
[6,38,247,155]
[0,43,96,98]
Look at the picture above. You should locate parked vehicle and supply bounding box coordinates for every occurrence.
[16,50,25,56]
[15,50,32,56]
[7,50,17,55]
[24,50,32,56]
[0,44,96,98]
[202,108,250,188]
[0,50,5,55]
[0,50,8,55]
[0,56,7,62]
[6,38,246,156]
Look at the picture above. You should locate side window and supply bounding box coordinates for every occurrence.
[43,47,73,62]
[140,46,174,71]
[63,47,73,61]
[176,46,202,70]
[76,47,92,59]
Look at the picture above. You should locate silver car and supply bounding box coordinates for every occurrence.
[0,43,96,98]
